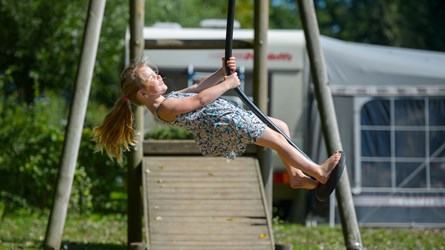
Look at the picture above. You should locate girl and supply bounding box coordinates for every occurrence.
[93,57,340,190]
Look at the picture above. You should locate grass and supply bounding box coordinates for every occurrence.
[0,213,126,250]
[1,212,444,250]
[273,222,445,250]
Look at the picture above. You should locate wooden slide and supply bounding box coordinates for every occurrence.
[142,154,275,250]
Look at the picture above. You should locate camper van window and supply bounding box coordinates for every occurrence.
[359,97,445,191]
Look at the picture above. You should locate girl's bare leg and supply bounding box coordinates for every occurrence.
[267,117,318,189]
[254,121,341,184]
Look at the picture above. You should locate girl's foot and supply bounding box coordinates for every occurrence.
[288,168,319,190]
[318,151,341,184]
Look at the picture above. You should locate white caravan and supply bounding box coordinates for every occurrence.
[132,25,445,226]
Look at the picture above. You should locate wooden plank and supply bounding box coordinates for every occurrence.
[142,156,275,250]
[150,210,266,218]
[148,199,264,207]
[151,233,271,242]
[148,179,258,187]
[147,192,261,200]
[145,156,256,165]
[144,140,200,154]
[146,171,257,178]
[150,241,271,247]
[148,190,261,198]
[146,216,267,224]
[147,166,257,173]
[147,172,257,178]
[150,241,271,246]
[150,242,272,248]
[147,182,260,189]
[146,176,258,183]
[149,224,268,235]
[143,140,258,155]
[146,164,257,173]
[148,160,256,168]
[148,200,265,212]
[147,188,261,194]
[150,244,272,250]
[149,201,265,212]
[144,39,253,50]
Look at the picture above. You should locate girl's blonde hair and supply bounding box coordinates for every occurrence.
[93,62,152,163]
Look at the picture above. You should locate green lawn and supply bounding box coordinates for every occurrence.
[273,222,445,250]
[0,213,126,250]
[1,212,444,250]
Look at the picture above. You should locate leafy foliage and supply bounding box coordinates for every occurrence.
[76,128,128,214]
[0,93,126,215]
[0,0,128,105]
[0,94,64,214]
[145,0,254,28]
[145,126,194,140]
[0,0,87,103]
[315,0,445,51]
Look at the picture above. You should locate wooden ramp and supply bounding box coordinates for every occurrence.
[142,156,275,250]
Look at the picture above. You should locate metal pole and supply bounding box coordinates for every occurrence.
[253,0,273,215]
[127,0,145,249]
[296,1,362,249]
[44,1,106,249]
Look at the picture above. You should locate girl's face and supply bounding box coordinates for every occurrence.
[140,66,167,96]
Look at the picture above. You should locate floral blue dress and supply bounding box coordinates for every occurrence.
[156,91,266,159]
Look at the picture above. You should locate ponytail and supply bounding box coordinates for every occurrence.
[93,61,151,163]
[93,96,136,163]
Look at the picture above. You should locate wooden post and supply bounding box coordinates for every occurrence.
[253,0,273,213]
[43,1,106,249]
[296,1,363,249]
[127,0,145,249]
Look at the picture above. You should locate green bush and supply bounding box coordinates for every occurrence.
[145,126,194,140]
[0,95,63,214]
[77,128,127,214]
[0,94,127,216]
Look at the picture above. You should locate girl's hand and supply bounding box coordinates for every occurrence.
[222,57,237,75]
[224,72,240,89]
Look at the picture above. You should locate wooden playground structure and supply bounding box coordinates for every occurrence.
[43,1,362,249]
[142,141,274,249]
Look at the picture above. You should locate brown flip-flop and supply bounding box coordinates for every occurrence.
[315,151,346,201]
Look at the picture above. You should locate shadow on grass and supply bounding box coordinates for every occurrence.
[62,241,125,250]
[0,240,125,250]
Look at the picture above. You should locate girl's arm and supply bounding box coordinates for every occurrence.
[158,73,240,122]
[179,67,225,94]
[179,57,237,94]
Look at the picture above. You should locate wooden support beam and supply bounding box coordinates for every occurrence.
[253,0,273,216]
[127,0,145,249]
[44,1,106,249]
[296,1,363,249]
[145,39,252,50]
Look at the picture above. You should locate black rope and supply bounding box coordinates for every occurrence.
[224,0,349,202]
[224,0,312,161]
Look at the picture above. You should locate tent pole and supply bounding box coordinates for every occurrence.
[296,1,362,249]
[44,1,107,249]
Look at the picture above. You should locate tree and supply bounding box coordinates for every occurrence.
[1,0,443,107]
[145,0,254,28]
[0,0,128,105]
[314,0,445,52]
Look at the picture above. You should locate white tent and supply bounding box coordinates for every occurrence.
[310,36,445,227]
